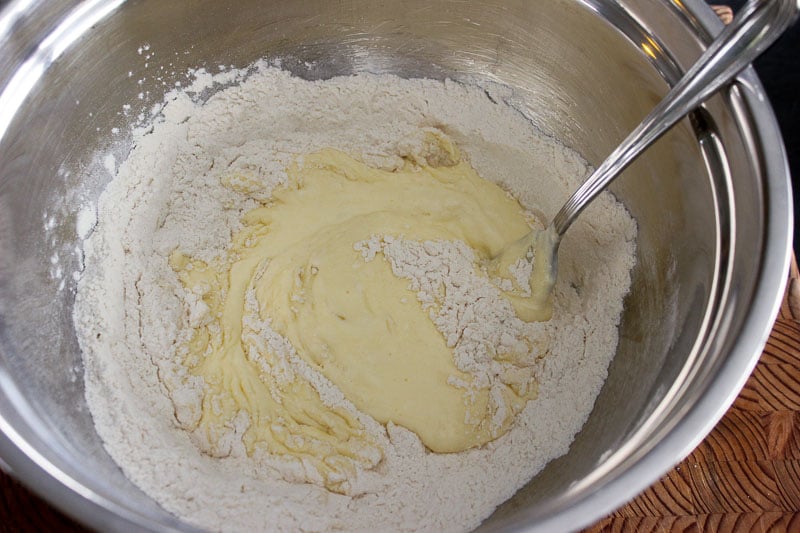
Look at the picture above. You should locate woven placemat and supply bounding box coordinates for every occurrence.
[585,255,800,532]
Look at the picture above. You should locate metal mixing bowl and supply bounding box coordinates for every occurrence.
[0,0,793,531]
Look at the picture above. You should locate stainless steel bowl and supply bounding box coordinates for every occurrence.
[0,0,793,531]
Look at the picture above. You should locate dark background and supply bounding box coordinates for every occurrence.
[717,1,799,257]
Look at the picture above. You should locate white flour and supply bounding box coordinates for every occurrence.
[354,235,548,424]
[74,62,637,532]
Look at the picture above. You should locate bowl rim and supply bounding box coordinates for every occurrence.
[0,0,793,531]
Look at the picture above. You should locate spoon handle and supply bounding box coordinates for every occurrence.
[551,0,799,237]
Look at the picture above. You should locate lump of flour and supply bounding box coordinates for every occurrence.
[74,62,637,532]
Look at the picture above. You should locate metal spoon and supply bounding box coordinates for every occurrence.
[498,0,800,322]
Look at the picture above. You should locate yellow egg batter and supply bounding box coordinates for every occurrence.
[169,133,551,492]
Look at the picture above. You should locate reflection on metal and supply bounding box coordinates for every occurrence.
[0,0,124,143]
[641,41,658,60]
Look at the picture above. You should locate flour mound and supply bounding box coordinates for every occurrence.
[74,63,637,532]
[356,235,546,434]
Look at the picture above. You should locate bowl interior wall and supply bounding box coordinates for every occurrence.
[0,0,742,528]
